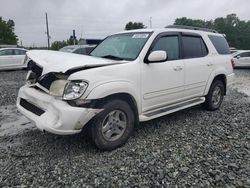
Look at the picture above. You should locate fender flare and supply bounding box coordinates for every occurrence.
[204,68,227,95]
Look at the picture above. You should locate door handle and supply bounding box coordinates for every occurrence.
[173,66,183,71]
[207,62,213,67]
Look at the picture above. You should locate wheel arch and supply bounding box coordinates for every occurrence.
[204,72,227,96]
[86,82,140,125]
[213,74,227,95]
[92,93,140,127]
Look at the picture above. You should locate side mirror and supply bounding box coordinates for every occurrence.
[147,50,167,63]
[236,55,241,59]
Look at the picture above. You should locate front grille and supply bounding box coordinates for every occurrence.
[38,73,58,90]
[20,98,45,116]
[26,61,68,93]
[37,72,69,91]
[27,60,43,79]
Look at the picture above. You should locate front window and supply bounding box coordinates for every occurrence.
[90,32,151,61]
[151,36,180,60]
[0,49,14,56]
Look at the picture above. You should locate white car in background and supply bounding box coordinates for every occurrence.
[232,50,250,67]
[0,48,27,70]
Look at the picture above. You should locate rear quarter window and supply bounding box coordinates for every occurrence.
[208,35,230,55]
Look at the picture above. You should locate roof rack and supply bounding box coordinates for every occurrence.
[165,25,218,33]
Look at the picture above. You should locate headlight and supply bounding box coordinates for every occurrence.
[63,81,88,100]
[49,80,68,96]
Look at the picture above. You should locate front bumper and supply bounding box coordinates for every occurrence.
[17,85,101,135]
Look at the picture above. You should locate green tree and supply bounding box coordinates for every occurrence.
[51,40,68,50]
[0,17,18,44]
[214,14,247,49]
[125,22,146,30]
[51,36,79,51]
[174,17,207,28]
[67,35,78,45]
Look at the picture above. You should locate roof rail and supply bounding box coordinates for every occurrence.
[165,25,218,33]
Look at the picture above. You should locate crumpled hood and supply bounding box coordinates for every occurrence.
[27,50,121,73]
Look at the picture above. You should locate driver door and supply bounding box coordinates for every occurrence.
[0,49,16,68]
[141,33,185,113]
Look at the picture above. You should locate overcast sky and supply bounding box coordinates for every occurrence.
[1,0,250,46]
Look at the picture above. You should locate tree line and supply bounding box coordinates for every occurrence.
[1,14,249,50]
[0,17,18,45]
[125,14,250,49]
[174,14,250,49]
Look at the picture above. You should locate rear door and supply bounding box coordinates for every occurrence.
[181,33,212,99]
[13,49,26,67]
[141,32,185,112]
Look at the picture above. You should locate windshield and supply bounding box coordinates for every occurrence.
[90,32,151,61]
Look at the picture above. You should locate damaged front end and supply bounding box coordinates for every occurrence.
[26,60,89,102]
[17,60,103,135]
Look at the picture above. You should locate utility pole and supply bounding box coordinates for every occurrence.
[45,12,50,49]
[73,29,76,45]
[150,17,152,28]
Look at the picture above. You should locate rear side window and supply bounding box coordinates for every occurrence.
[237,52,250,57]
[14,50,26,55]
[74,48,86,55]
[151,36,179,60]
[85,47,95,55]
[208,35,230,54]
[182,36,208,58]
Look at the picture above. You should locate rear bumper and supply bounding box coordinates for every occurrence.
[17,85,102,135]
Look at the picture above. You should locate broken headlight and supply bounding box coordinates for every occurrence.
[63,81,88,100]
[49,80,68,96]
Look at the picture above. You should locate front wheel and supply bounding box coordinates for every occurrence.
[203,80,225,111]
[90,99,135,150]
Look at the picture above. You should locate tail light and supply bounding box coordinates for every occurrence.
[230,59,235,69]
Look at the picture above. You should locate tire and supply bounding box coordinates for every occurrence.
[90,99,135,151]
[203,80,225,111]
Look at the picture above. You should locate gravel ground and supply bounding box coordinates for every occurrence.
[0,69,250,187]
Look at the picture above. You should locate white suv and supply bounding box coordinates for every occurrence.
[17,26,234,150]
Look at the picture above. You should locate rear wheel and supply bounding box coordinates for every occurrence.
[90,99,135,150]
[203,80,225,111]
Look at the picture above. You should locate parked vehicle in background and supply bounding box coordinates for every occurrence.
[59,45,96,55]
[232,50,250,68]
[17,26,234,150]
[0,48,27,70]
[78,38,103,45]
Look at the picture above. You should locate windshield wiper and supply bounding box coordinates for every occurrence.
[101,55,124,60]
